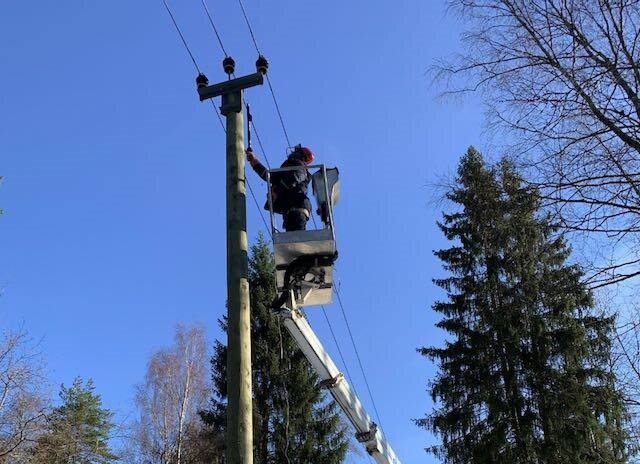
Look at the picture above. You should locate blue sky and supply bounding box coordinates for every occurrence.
[0,1,486,462]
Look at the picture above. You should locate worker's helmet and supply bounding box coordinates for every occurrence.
[289,144,314,164]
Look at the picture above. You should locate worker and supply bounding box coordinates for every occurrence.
[246,144,314,231]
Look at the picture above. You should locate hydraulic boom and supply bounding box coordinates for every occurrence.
[275,300,401,464]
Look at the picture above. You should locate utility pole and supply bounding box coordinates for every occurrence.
[196,56,267,464]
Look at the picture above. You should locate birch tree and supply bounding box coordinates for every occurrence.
[130,324,210,464]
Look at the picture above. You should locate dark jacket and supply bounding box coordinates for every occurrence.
[251,157,311,214]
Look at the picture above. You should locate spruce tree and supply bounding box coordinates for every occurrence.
[202,236,349,463]
[418,148,628,464]
[31,377,118,463]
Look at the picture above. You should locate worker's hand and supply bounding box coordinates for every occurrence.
[246,148,256,163]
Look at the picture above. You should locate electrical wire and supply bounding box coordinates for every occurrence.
[334,284,384,430]
[197,0,274,236]
[237,0,261,54]
[210,100,226,132]
[162,0,201,74]
[249,119,271,169]
[162,0,272,240]
[321,305,358,393]
[201,0,228,57]
[264,75,292,149]
[209,104,272,239]
[166,4,380,458]
[236,0,292,148]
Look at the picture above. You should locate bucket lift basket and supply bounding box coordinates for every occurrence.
[266,164,340,308]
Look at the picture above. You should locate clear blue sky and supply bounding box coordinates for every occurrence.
[0,1,485,462]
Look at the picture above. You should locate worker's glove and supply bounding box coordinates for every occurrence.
[246,148,256,163]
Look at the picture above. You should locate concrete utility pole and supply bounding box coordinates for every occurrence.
[196,57,265,464]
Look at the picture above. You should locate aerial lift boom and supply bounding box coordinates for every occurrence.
[263,153,402,463]
[275,296,401,464]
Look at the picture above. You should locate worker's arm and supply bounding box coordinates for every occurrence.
[246,148,268,181]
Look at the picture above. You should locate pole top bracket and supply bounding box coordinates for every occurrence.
[197,72,264,102]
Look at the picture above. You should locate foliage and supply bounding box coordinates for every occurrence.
[419,147,629,463]
[31,378,117,464]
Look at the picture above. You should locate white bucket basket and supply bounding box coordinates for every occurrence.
[266,165,340,308]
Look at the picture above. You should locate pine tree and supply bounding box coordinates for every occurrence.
[202,236,349,463]
[418,147,628,464]
[31,377,118,463]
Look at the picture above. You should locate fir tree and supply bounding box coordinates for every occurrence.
[418,148,628,464]
[31,377,118,463]
[202,236,349,463]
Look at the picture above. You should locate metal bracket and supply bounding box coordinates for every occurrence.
[318,373,344,390]
[197,72,264,102]
[220,91,242,115]
[355,423,378,443]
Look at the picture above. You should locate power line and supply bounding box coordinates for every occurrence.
[237,0,262,54]
[209,101,273,238]
[220,2,371,425]
[249,119,271,169]
[265,75,292,149]
[321,306,358,393]
[197,0,274,235]
[162,0,201,74]
[210,100,226,131]
[246,175,272,238]
[334,285,384,430]
[236,0,292,148]
[201,0,228,57]
[210,103,272,238]
[162,0,272,239]
[322,302,373,464]
[309,213,384,436]
[196,3,272,166]
[163,5,379,462]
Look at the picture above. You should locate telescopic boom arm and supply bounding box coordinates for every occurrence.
[275,301,401,464]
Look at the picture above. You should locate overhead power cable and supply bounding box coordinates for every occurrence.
[237,0,262,54]
[162,0,271,238]
[200,0,271,172]
[197,6,368,434]
[248,119,271,169]
[162,0,201,74]
[201,0,228,57]
[334,284,384,430]
[236,0,292,149]
[197,5,363,405]
[321,306,358,391]
[165,4,379,462]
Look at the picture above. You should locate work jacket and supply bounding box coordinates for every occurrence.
[251,157,312,214]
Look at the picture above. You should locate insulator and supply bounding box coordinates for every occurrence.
[196,73,209,89]
[223,56,236,75]
[255,55,269,75]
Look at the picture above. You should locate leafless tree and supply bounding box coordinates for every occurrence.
[129,324,211,464]
[0,328,48,463]
[437,0,640,288]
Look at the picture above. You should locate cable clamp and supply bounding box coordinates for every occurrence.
[318,373,344,390]
[355,423,378,443]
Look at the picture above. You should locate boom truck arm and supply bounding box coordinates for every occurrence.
[274,298,401,464]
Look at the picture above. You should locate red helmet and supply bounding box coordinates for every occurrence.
[300,147,314,164]
[290,145,314,164]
